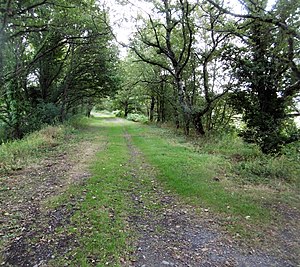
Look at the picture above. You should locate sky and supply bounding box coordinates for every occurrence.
[105,0,153,47]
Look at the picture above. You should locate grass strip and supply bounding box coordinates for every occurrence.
[51,117,135,266]
[126,124,271,236]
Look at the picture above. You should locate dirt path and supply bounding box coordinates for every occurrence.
[0,139,102,266]
[0,117,298,266]
[122,130,295,267]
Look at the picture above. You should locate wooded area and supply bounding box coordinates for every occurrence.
[0,0,118,140]
[1,1,300,265]
[0,0,299,153]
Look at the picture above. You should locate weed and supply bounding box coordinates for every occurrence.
[67,115,91,129]
[191,132,299,186]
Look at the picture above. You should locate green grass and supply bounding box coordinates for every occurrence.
[126,125,269,220]
[50,117,297,245]
[48,117,136,266]
[3,114,299,264]
[72,123,131,266]
[125,123,300,239]
[0,116,100,175]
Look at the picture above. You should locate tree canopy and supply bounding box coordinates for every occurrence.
[1,0,299,153]
[0,0,118,139]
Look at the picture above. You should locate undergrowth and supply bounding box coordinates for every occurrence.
[193,131,300,187]
[0,116,88,174]
[126,113,148,123]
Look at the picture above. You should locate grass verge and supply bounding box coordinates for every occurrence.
[0,125,75,174]
[125,123,299,239]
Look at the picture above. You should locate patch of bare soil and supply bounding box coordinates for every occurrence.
[268,202,300,265]
[123,132,297,267]
[0,141,102,266]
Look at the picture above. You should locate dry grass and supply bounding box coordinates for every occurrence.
[0,125,70,174]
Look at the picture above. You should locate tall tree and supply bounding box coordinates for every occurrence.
[0,0,118,140]
[220,0,300,152]
[131,0,196,134]
[207,0,300,152]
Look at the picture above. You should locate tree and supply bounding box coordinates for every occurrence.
[0,0,118,140]
[126,0,237,135]
[131,0,196,134]
[190,2,236,135]
[218,0,300,153]
[207,0,300,152]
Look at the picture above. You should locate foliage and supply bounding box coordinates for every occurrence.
[194,131,262,159]
[94,97,115,112]
[112,110,125,117]
[119,0,299,154]
[235,155,300,185]
[67,115,91,130]
[112,55,153,117]
[194,131,300,185]
[217,0,300,153]
[0,0,119,140]
[126,113,149,123]
[0,114,94,174]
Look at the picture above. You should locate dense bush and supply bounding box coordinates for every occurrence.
[126,113,149,123]
[67,115,91,129]
[112,110,125,117]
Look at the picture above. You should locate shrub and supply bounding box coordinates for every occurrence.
[67,115,90,129]
[194,131,261,159]
[126,113,148,123]
[194,131,299,185]
[112,110,125,118]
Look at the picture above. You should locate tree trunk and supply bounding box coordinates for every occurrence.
[161,93,166,123]
[174,107,180,129]
[124,101,129,117]
[60,83,68,122]
[85,100,93,117]
[176,77,191,135]
[193,113,205,135]
[184,119,190,135]
[149,96,155,121]
[156,95,161,122]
